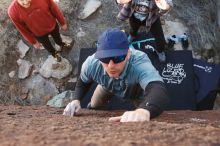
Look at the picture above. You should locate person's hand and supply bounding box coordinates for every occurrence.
[33,41,42,49]
[109,108,150,122]
[155,0,170,10]
[63,100,81,117]
[116,0,131,4]
[61,24,68,31]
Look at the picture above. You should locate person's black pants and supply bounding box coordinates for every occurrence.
[129,16,166,53]
[35,23,64,56]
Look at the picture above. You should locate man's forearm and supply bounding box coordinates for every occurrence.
[138,81,169,119]
[73,77,93,101]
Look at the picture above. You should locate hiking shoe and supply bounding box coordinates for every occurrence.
[156,51,166,63]
[167,38,175,49]
[54,53,61,62]
[167,35,177,49]
[181,38,189,50]
[61,42,72,50]
[179,33,189,50]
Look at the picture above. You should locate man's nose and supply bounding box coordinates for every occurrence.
[108,60,115,68]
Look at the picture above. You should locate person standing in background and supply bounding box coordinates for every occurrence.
[8,0,71,62]
[116,0,173,62]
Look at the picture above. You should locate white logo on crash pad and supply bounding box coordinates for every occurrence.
[162,63,186,84]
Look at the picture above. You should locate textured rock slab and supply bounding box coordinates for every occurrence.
[25,75,59,105]
[78,0,101,19]
[39,55,72,79]
[47,90,75,108]
[17,59,33,79]
[17,40,30,58]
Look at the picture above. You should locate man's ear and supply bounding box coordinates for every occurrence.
[126,49,131,60]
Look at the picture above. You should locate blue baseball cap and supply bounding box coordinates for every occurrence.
[95,28,129,59]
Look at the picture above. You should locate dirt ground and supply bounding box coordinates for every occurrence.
[1,105,220,146]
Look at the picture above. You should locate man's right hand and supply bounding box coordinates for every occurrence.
[109,108,150,122]
[63,100,81,117]
[33,41,42,49]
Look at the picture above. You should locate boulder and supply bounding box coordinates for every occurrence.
[47,90,75,108]
[39,55,72,79]
[78,0,101,19]
[17,40,30,58]
[26,75,59,105]
[17,59,33,79]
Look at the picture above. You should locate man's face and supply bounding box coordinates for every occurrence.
[17,0,32,8]
[100,50,130,78]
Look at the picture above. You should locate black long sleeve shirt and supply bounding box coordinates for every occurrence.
[73,78,169,119]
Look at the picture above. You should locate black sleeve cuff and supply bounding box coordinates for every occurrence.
[138,81,170,119]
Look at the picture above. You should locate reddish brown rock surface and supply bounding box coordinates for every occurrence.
[0,105,220,146]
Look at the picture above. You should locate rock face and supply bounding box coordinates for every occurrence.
[1,106,220,146]
[218,0,220,28]
[0,0,220,106]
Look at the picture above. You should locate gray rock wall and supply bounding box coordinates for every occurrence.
[217,0,220,28]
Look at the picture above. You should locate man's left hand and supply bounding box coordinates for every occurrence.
[61,24,68,31]
[109,108,150,122]
[155,0,170,10]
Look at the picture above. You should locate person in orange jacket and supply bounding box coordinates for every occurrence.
[8,0,71,62]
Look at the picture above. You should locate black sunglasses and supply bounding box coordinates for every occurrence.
[99,55,127,64]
